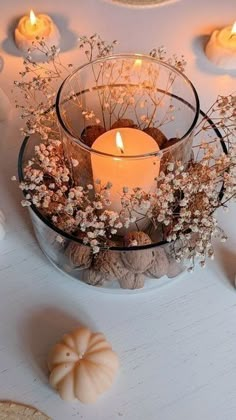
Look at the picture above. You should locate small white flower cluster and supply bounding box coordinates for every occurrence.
[20,140,138,253]
[149,46,187,73]
[78,34,118,61]
[14,36,236,269]
[19,133,235,263]
[73,42,185,132]
[14,39,73,140]
[118,141,236,269]
[14,35,190,148]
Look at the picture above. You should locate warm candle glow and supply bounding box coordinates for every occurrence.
[134,58,142,67]
[231,21,236,35]
[116,131,124,154]
[206,22,236,69]
[15,10,60,53]
[30,10,37,25]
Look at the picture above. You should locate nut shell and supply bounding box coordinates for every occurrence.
[111,119,136,129]
[163,137,179,148]
[84,269,105,286]
[122,231,154,273]
[66,243,92,270]
[119,272,145,289]
[93,249,129,280]
[147,247,169,278]
[123,231,152,247]
[81,125,106,147]
[121,249,154,273]
[143,127,167,149]
[166,255,185,278]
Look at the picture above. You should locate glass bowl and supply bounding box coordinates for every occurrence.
[18,108,226,293]
[18,54,215,293]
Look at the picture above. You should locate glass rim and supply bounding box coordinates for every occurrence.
[18,108,226,252]
[18,135,169,252]
[55,53,200,159]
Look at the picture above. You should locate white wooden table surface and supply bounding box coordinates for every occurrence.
[0,0,236,419]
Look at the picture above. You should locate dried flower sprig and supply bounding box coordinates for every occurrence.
[13,38,73,140]
[149,46,187,73]
[14,35,187,140]
[15,36,236,267]
[20,138,136,252]
[78,33,118,62]
[19,128,235,260]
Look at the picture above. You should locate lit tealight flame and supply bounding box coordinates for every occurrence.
[30,9,37,26]
[231,21,236,35]
[134,58,142,67]
[116,131,124,154]
[229,22,236,39]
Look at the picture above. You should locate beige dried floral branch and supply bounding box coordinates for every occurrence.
[14,35,236,270]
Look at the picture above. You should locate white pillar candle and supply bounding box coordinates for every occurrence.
[91,128,160,212]
[15,10,60,53]
[205,22,236,69]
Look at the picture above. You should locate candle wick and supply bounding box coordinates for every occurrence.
[120,148,124,154]
[229,32,236,40]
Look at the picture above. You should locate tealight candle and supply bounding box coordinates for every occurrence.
[205,22,236,69]
[91,128,160,212]
[15,10,60,53]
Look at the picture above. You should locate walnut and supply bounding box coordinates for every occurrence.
[93,248,129,280]
[166,254,185,278]
[163,137,179,148]
[123,231,152,247]
[146,247,169,278]
[111,119,136,129]
[66,242,92,269]
[81,125,106,147]
[84,269,105,286]
[127,250,154,275]
[122,231,154,273]
[143,127,167,149]
[119,272,145,289]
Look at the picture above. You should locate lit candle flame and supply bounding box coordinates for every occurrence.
[231,21,236,35]
[134,58,142,67]
[229,22,236,39]
[116,131,124,154]
[30,10,37,25]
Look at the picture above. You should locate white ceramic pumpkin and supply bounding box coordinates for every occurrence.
[48,327,119,403]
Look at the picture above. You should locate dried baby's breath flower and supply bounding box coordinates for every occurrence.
[15,36,236,265]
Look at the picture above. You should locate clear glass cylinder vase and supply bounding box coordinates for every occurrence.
[56,54,200,191]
